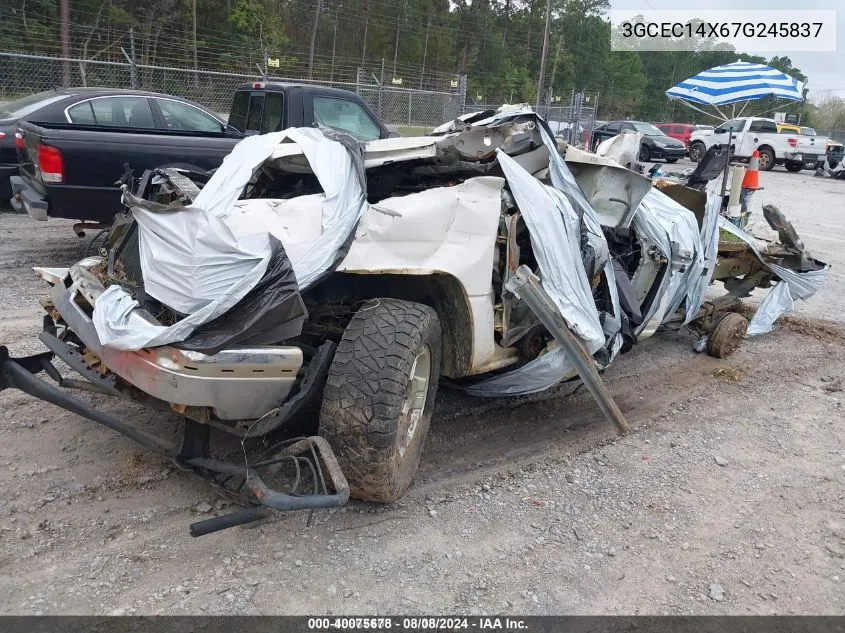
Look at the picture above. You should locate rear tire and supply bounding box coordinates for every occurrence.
[688,142,705,163]
[785,161,803,173]
[638,145,651,162]
[757,148,775,171]
[319,299,441,502]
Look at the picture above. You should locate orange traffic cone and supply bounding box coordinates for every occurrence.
[741,150,760,190]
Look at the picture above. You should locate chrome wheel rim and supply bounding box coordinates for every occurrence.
[397,346,431,459]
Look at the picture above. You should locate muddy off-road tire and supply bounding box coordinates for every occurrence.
[319,299,441,502]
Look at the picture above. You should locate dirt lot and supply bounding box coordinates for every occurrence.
[1,163,844,615]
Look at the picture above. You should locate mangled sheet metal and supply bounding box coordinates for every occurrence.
[93,128,367,351]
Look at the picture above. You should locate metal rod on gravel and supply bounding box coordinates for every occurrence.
[504,266,630,434]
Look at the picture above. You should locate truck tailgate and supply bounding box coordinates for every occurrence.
[796,134,821,158]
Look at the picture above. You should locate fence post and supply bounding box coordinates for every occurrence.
[378,58,385,119]
[129,28,139,88]
[457,73,467,115]
[408,92,412,126]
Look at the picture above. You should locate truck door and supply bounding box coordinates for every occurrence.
[742,119,778,156]
[712,119,747,155]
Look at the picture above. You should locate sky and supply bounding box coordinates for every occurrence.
[608,0,844,101]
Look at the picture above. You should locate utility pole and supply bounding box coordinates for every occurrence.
[549,34,562,95]
[392,14,400,78]
[307,0,323,80]
[535,0,552,109]
[419,18,430,89]
[361,18,368,67]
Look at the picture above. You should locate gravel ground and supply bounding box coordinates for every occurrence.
[0,163,843,615]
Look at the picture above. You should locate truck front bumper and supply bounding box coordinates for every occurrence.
[44,262,304,420]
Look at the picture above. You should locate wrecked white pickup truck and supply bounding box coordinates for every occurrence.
[0,107,827,536]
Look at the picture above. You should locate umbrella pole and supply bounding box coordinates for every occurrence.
[720,126,734,201]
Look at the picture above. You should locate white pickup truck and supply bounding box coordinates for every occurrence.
[688,117,818,172]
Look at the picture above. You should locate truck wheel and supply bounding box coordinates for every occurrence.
[757,148,775,171]
[319,299,441,502]
[785,161,803,172]
[688,142,705,163]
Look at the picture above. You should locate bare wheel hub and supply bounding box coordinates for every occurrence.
[397,346,431,459]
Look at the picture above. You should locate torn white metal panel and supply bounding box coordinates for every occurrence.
[193,131,292,219]
[93,128,367,351]
[226,195,325,265]
[596,132,643,168]
[564,158,653,229]
[339,176,504,297]
[360,136,438,167]
[746,281,794,336]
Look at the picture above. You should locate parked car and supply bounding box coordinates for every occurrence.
[0,90,88,202]
[656,123,713,147]
[11,83,392,225]
[591,121,687,162]
[688,117,813,172]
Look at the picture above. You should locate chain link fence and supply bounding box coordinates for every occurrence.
[815,129,845,145]
[0,52,465,130]
[1,51,607,139]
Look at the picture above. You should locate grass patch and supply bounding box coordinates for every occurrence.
[394,125,431,137]
[710,367,744,381]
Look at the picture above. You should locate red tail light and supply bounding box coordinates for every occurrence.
[14,132,24,149]
[0,132,5,139]
[253,82,265,89]
[787,137,797,148]
[37,143,64,184]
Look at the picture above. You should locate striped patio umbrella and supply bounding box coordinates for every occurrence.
[666,61,804,107]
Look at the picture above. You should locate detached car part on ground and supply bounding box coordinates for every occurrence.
[0,107,827,535]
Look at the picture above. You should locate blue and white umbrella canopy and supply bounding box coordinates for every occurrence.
[666,61,804,106]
